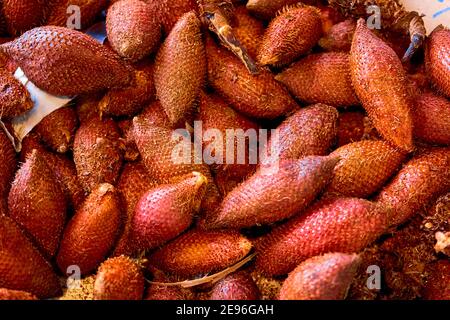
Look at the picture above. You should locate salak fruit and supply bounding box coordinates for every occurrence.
[279,253,360,300]
[0,26,133,96]
[106,0,161,62]
[93,255,145,300]
[350,19,414,152]
[0,68,33,119]
[57,183,122,275]
[207,156,339,229]
[148,230,252,278]
[425,26,450,97]
[8,150,68,258]
[130,172,207,253]
[154,11,205,126]
[210,271,259,300]
[0,214,61,298]
[276,52,359,107]
[256,197,388,276]
[258,5,322,67]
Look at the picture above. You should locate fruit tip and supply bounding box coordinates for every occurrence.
[98,183,115,195]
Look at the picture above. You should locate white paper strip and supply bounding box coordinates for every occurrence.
[401,0,450,34]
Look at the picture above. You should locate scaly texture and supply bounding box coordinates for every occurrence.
[133,117,221,214]
[113,162,158,257]
[148,230,252,278]
[100,61,156,117]
[73,116,123,193]
[413,92,450,145]
[376,148,450,228]
[0,130,16,214]
[258,5,322,66]
[131,172,207,252]
[246,0,318,20]
[1,26,133,96]
[279,253,360,300]
[46,0,108,29]
[276,52,358,107]
[256,197,388,276]
[425,26,450,97]
[94,256,145,300]
[262,104,339,163]
[0,288,37,300]
[145,271,188,300]
[209,156,339,229]
[350,19,414,152]
[57,184,122,275]
[2,0,46,35]
[199,91,258,181]
[206,37,297,119]
[0,69,33,119]
[154,11,205,126]
[0,215,61,298]
[319,19,356,52]
[232,6,265,59]
[146,0,197,35]
[210,271,259,300]
[326,140,406,198]
[107,0,160,62]
[8,150,67,258]
[20,134,86,210]
[34,106,78,153]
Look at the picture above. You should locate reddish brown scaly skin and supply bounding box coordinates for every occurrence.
[100,61,156,117]
[276,52,359,107]
[262,104,339,163]
[209,156,340,229]
[148,230,252,278]
[132,117,221,215]
[256,197,388,276]
[8,150,68,258]
[199,91,258,181]
[232,6,265,59]
[246,0,318,20]
[118,119,140,162]
[413,92,450,145]
[350,19,414,152]
[154,11,205,126]
[279,253,360,300]
[73,116,123,193]
[206,37,297,119]
[422,260,450,300]
[376,148,450,228]
[425,26,450,97]
[107,0,161,62]
[46,0,108,29]
[93,256,145,300]
[20,134,86,210]
[0,288,37,300]
[2,0,46,35]
[145,270,188,300]
[319,19,356,52]
[0,69,33,119]
[0,215,62,298]
[131,172,207,253]
[0,130,16,215]
[326,140,406,199]
[1,26,133,96]
[34,106,78,153]
[258,5,322,67]
[146,0,197,35]
[113,162,158,257]
[57,183,122,275]
[336,111,380,147]
[210,271,259,300]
